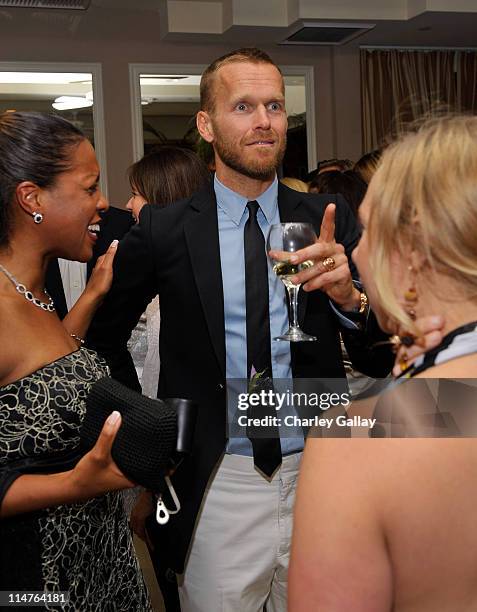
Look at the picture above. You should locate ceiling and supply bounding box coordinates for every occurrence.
[0,0,476,48]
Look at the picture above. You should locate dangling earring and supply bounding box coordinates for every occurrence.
[391,264,419,373]
[32,212,43,224]
[404,264,418,321]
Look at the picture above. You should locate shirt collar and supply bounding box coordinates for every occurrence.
[214,174,278,226]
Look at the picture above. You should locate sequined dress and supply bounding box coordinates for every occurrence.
[0,348,152,611]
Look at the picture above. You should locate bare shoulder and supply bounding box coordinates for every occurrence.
[292,437,477,611]
[0,298,74,386]
[300,437,468,503]
[299,438,399,518]
[304,435,472,466]
[290,439,394,610]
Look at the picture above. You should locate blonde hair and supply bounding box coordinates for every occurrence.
[368,115,477,331]
[280,177,309,193]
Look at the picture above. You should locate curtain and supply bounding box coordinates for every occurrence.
[361,48,477,152]
[458,51,477,112]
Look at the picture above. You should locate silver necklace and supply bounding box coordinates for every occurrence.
[0,263,55,312]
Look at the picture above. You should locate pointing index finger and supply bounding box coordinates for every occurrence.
[318,203,336,244]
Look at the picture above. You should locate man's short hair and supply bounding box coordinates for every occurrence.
[200,47,283,113]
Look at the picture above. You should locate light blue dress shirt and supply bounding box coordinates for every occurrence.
[215,175,305,456]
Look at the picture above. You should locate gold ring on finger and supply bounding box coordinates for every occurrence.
[322,256,336,272]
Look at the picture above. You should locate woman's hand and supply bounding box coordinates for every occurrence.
[63,240,118,340]
[69,410,134,500]
[84,239,118,304]
[130,490,155,548]
[393,315,445,376]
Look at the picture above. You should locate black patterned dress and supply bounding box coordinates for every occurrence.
[0,348,152,611]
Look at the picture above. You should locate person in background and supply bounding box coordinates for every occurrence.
[308,169,371,394]
[279,176,309,192]
[354,148,382,184]
[0,111,151,610]
[125,146,211,398]
[305,158,354,183]
[289,115,477,612]
[125,145,210,612]
[309,169,367,217]
[126,145,211,225]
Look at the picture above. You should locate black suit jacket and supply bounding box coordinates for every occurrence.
[87,183,392,572]
[45,206,134,318]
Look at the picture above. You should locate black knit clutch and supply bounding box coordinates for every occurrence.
[81,377,195,492]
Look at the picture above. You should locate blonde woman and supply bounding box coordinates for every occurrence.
[290,116,477,611]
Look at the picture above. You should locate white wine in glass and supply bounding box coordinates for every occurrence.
[267,223,317,342]
[272,260,314,290]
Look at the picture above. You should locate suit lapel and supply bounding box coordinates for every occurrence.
[277,184,312,326]
[277,182,315,224]
[184,186,226,377]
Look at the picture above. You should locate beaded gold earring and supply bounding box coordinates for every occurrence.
[404,264,418,321]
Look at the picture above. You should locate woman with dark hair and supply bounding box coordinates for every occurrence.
[309,169,368,216]
[0,112,151,610]
[124,146,210,400]
[126,145,211,222]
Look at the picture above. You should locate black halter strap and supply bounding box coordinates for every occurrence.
[399,320,477,378]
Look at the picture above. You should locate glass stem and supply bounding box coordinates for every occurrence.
[287,285,300,329]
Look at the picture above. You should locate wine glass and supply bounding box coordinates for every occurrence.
[267,222,317,342]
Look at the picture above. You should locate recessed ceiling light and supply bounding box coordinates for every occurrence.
[52,95,93,110]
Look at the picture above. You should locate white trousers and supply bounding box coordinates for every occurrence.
[178,452,302,612]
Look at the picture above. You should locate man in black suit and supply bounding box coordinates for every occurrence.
[88,48,392,611]
[45,206,133,318]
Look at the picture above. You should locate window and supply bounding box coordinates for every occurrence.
[0,62,107,197]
